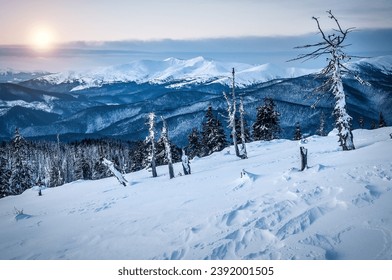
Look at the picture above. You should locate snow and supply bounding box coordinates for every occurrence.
[0,127,391,260]
[351,56,392,75]
[36,57,317,91]
[0,100,54,113]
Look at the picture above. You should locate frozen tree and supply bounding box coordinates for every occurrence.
[181,149,191,175]
[147,112,158,177]
[379,112,387,128]
[102,158,128,186]
[238,98,248,159]
[293,122,302,140]
[290,10,369,151]
[316,111,327,136]
[160,117,175,179]
[223,68,241,158]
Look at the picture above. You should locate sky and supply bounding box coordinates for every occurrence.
[1,0,392,71]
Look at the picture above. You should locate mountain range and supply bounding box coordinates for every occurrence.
[0,56,391,145]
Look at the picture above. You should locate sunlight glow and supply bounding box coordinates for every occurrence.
[30,26,55,52]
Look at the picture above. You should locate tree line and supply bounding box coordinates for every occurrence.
[0,97,284,198]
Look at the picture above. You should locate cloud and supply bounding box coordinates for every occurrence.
[1,29,391,72]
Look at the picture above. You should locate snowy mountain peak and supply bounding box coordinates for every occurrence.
[35,57,317,91]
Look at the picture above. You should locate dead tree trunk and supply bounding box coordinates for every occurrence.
[288,10,370,151]
[300,146,308,171]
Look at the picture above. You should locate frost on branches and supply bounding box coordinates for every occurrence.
[146,112,158,177]
[160,117,175,179]
[101,158,128,186]
[289,10,369,151]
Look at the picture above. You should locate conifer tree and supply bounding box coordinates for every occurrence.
[9,128,32,195]
[317,111,327,136]
[252,98,280,141]
[0,149,11,197]
[358,116,365,129]
[130,140,147,171]
[201,105,227,155]
[379,112,387,128]
[187,128,203,159]
[293,122,302,140]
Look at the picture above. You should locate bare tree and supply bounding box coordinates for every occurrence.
[147,112,158,177]
[239,97,248,159]
[223,68,241,158]
[160,116,175,179]
[290,10,369,151]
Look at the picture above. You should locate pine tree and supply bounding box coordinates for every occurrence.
[358,116,365,129]
[0,148,11,197]
[130,140,148,171]
[9,128,32,195]
[379,112,387,128]
[317,111,327,136]
[293,122,302,140]
[187,128,203,159]
[201,105,227,155]
[252,98,280,141]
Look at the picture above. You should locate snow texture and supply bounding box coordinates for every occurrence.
[0,127,391,260]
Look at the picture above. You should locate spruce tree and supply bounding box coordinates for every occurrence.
[0,149,11,197]
[293,122,302,140]
[253,98,280,141]
[130,141,147,171]
[9,128,32,195]
[201,105,227,155]
[358,116,365,129]
[379,112,387,128]
[317,111,327,136]
[187,128,203,159]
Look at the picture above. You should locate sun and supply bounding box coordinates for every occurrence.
[30,26,55,52]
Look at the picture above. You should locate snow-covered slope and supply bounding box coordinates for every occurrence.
[35,56,317,91]
[0,127,391,260]
[349,56,392,75]
[0,68,50,83]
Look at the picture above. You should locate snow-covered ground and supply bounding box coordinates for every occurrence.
[0,127,391,260]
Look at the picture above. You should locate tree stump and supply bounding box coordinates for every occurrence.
[300,146,308,171]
